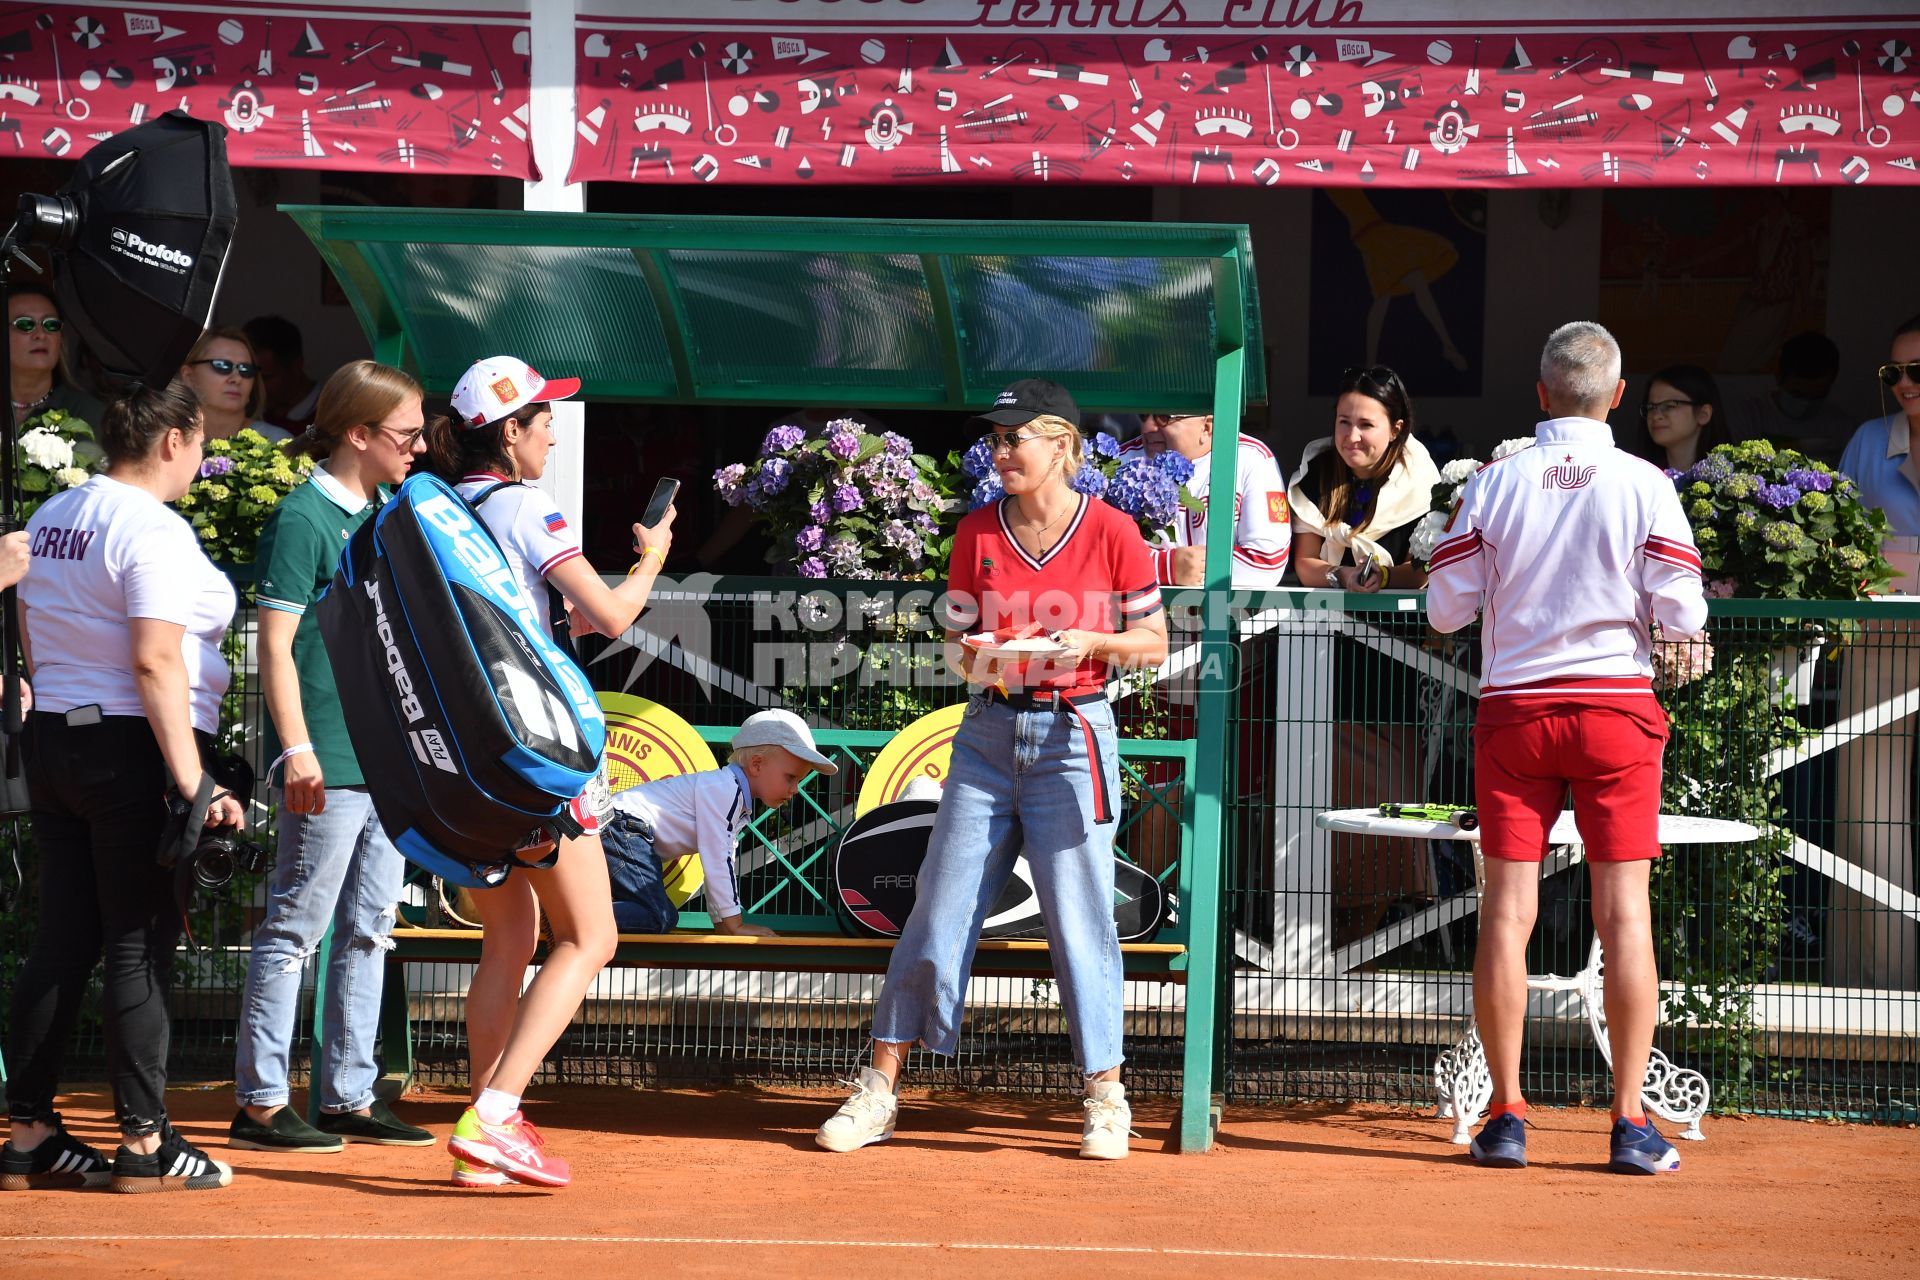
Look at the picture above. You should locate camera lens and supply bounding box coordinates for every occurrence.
[190,831,268,890]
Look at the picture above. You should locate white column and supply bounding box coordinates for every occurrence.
[524,0,584,525]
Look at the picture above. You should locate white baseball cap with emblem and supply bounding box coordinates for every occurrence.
[730,709,838,775]
[450,355,583,429]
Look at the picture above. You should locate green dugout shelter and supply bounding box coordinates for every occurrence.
[287,206,1264,1151]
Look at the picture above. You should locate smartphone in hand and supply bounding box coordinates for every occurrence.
[639,477,680,529]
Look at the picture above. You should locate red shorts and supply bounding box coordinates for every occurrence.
[1473,695,1668,863]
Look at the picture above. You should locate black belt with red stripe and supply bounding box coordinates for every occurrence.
[983,686,1114,823]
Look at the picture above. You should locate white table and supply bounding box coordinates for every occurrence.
[1314,808,1761,1143]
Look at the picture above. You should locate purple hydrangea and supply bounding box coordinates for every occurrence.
[761,424,806,456]
[758,456,792,496]
[796,555,827,578]
[970,475,1005,508]
[1757,482,1802,510]
[1784,467,1832,493]
[882,431,913,458]
[1158,451,1196,486]
[961,438,996,480]
[809,499,832,524]
[198,456,236,479]
[826,424,861,461]
[1069,462,1109,497]
[714,462,747,504]
[1663,467,1684,482]
[794,524,825,553]
[1691,454,1735,485]
[1090,432,1120,460]
[831,483,864,514]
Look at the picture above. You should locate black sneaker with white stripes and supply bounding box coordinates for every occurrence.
[110,1123,233,1193]
[1,1115,113,1190]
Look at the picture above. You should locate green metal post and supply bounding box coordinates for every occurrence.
[1177,265,1246,1153]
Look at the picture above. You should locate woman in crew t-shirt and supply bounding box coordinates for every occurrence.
[421,355,674,1190]
[815,378,1168,1161]
[5,381,245,1193]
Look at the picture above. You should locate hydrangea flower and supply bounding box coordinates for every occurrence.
[1069,463,1109,497]
[970,475,1005,508]
[1089,432,1121,460]
[1784,467,1832,493]
[826,423,861,461]
[1691,454,1735,484]
[1722,474,1759,501]
[881,430,913,458]
[761,424,806,456]
[1757,482,1802,510]
[1734,509,1760,533]
[19,429,73,471]
[1489,437,1535,461]
[1704,577,1738,598]
[1761,521,1806,551]
[961,438,997,480]
[1687,498,1715,522]
[809,499,832,524]
[796,555,827,578]
[758,456,792,496]
[198,455,237,479]
[1798,491,1830,513]
[1439,458,1480,484]
[794,524,825,553]
[831,483,863,514]
[1687,480,1713,498]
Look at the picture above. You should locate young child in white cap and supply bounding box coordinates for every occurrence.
[602,710,838,937]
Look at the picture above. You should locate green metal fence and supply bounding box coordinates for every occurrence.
[5,585,1916,1123]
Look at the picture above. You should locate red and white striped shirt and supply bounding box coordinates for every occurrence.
[1426,417,1706,697]
[1120,433,1291,587]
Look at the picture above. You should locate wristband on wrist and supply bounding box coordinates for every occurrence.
[268,742,315,783]
[628,545,666,575]
[1325,566,1342,589]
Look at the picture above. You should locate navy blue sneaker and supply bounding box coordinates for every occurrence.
[1469,1111,1527,1168]
[1608,1116,1680,1175]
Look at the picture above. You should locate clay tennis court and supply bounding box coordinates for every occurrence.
[7,1083,1916,1279]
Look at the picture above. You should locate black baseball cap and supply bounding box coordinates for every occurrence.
[970,377,1081,430]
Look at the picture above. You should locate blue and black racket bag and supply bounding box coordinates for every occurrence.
[318,472,606,888]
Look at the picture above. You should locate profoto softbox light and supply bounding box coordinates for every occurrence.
[46,110,238,386]
[2,111,237,813]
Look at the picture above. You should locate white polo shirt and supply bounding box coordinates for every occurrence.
[610,764,756,920]
[22,474,236,732]
[456,473,584,613]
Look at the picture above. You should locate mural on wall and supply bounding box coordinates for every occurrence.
[569,3,1920,189]
[1597,188,1832,374]
[0,1,534,178]
[1307,189,1488,397]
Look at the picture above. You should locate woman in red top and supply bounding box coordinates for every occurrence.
[814,379,1167,1160]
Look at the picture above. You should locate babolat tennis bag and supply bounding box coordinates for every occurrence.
[318,472,606,888]
[834,799,1169,941]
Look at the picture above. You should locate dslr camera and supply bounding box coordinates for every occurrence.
[158,753,269,890]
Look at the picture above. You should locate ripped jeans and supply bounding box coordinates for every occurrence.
[235,785,405,1113]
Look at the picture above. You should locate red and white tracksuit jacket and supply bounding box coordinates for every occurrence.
[1425,417,1707,696]
[1122,433,1292,587]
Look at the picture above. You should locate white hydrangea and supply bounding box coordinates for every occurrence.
[54,466,90,489]
[1488,437,1535,461]
[1438,458,1480,484]
[1408,509,1450,563]
[20,428,73,471]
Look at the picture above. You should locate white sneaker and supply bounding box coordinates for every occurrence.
[815,1067,898,1152]
[1080,1082,1132,1160]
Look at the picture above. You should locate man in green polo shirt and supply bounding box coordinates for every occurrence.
[229,364,439,1157]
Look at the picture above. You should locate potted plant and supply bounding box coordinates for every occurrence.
[12,407,98,521]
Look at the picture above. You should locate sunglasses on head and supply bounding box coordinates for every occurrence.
[10,316,60,334]
[1878,361,1920,387]
[191,357,258,378]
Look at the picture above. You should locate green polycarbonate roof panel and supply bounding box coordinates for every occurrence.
[281,207,1263,410]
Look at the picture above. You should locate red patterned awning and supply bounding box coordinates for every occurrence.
[1,1,533,178]
[569,3,1920,188]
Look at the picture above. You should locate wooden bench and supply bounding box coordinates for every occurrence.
[378,926,1189,1097]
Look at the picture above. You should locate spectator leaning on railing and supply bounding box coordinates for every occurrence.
[229,361,435,1156]
[1829,313,1920,991]
[4,381,245,1193]
[1427,320,1707,1176]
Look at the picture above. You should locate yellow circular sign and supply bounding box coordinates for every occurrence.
[598,692,718,906]
[856,702,967,816]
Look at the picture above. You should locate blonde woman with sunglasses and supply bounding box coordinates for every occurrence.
[7,286,103,428]
[180,327,288,443]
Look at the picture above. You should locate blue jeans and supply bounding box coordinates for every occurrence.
[235,786,405,1112]
[872,692,1125,1075]
[602,811,678,932]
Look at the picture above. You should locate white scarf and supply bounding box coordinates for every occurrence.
[1286,433,1441,569]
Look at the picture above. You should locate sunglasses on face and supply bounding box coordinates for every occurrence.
[980,430,1040,453]
[191,358,258,378]
[1141,413,1203,427]
[1641,398,1697,419]
[379,424,425,448]
[1878,361,1920,387]
[10,316,60,334]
